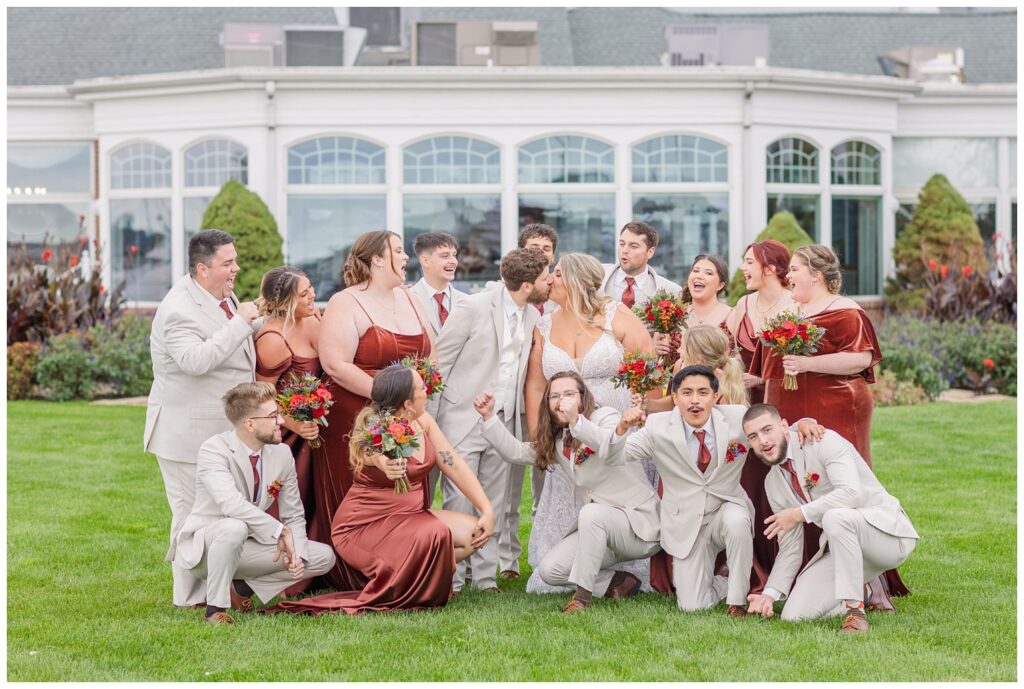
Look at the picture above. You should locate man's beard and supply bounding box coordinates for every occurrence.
[757,433,789,466]
[256,428,281,445]
[526,284,549,304]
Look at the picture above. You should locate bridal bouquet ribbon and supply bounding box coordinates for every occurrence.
[396,355,446,399]
[361,411,422,494]
[276,371,334,448]
[758,310,826,391]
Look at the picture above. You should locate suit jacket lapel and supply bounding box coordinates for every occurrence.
[230,433,257,503]
[492,288,505,349]
[183,276,225,331]
[667,412,702,480]
[416,280,442,335]
[707,409,729,478]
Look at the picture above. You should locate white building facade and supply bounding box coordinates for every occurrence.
[7,66,1017,305]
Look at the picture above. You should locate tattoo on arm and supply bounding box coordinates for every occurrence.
[439,450,454,467]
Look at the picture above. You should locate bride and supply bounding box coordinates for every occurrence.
[522,253,658,593]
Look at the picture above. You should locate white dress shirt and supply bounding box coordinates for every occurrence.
[682,417,717,470]
[611,268,650,304]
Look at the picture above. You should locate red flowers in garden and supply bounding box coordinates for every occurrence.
[961,265,973,278]
[983,358,995,370]
[41,249,52,262]
[70,255,79,267]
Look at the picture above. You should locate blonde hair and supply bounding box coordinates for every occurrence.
[558,253,612,329]
[793,244,843,294]
[681,325,747,406]
[222,381,277,425]
[257,266,307,333]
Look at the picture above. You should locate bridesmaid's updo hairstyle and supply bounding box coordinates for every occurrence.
[558,252,613,328]
[257,266,307,332]
[681,325,747,406]
[793,244,843,294]
[342,230,401,288]
[348,364,418,475]
[532,371,597,471]
[747,239,792,287]
[682,253,730,302]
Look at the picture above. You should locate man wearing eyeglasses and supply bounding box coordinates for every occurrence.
[170,382,336,624]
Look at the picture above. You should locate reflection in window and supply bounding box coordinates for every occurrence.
[404,136,500,185]
[632,135,727,183]
[832,197,881,295]
[893,138,997,189]
[766,194,819,240]
[632,193,729,279]
[110,198,172,301]
[831,141,881,185]
[185,140,248,187]
[183,196,213,271]
[288,137,386,185]
[286,195,387,298]
[110,142,172,190]
[518,194,616,261]
[403,195,501,291]
[896,201,998,244]
[766,138,819,184]
[8,143,92,194]
[518,136,614,184]
[7,203,90,255]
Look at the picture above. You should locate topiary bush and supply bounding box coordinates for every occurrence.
[86,315,153,397]
[201,180,283,302]
[725,211,813,305]
[7,341,41,400]
[34,331,98,401]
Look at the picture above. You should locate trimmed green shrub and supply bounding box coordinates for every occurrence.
[34,331,98,401]
[886,174,988,313]
[201,180,283,302]
[86,315,153,397]
[725,211,813,305]
[7,341,41,400]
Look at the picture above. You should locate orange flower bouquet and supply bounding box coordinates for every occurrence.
[361,411,421,494]
[758,310,826,390]
[276,371,334,448]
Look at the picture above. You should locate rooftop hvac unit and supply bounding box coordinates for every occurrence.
[222,23,285,67]
[879,45,964,82]
[285,27,346,67]
[492,21,538,47]
[666,25,720,66]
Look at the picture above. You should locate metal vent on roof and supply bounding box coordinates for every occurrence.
[285,28,345,66]
[222,23,284,68]
[879,45,964,82]
[492,21,538,47]
[349,7,402,47]
[666,24,769,68]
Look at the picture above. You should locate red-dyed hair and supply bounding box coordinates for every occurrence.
[746,239,791,287]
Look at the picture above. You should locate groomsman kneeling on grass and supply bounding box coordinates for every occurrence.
[742,404,919,634]
[170,382,336,624]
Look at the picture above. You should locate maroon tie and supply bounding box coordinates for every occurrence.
[433,292,448,326]
[534,302,544,316]
[218,299,234,320]
[621,276,636,308]
[248,453,260,502]
[694,430,712,474]
[781,459,809,503]
[562,429,573,460]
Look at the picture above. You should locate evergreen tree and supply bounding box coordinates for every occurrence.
[724,211,813,305]
[200,180,284,302]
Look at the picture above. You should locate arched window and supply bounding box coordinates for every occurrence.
[404,135,500,184]
[766,138,819,184]
[110,142,172,189]
[288,136,385,185]
[632,135,727,183]
[184,139,248,187]
[831,141,880,185]
[518,135,614,184]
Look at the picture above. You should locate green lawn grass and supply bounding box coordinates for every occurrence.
[7,400,1016,681]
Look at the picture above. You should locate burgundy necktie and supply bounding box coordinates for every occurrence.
[694,430,712,474]
[248,453,260,502]
[781,459,809,503]
[562,429,573,460]
[534,303,544,316]
[621,276,636,308]
[218,299,234,320]
[433,292,448,326]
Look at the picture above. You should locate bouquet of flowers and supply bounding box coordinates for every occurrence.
[361,411,421,493]
[612,351,670,422]
[758,310,826,391]
[276,371,334,448]
[396,355,446,399]
[631,290,689,368]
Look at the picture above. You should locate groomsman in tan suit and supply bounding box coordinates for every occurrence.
[172,382,336,624]
[742,404,919,634]
[601,222,682,309]
[145,229,260,607]
[433,248,551,592]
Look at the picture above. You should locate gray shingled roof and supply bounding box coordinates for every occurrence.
[7,7,338,86]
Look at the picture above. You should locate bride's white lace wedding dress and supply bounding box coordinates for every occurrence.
[526,301,659,593]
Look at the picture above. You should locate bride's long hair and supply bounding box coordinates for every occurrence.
[348,364,417,475]
[532,371,598,471]
[558,253,613,332]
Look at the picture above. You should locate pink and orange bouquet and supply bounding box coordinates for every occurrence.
[758,310,826,391]
[397,355,446,399]
[611,351,671,396]
[361,411,421,494]
[276,371,334,448]
[631,290,689,334]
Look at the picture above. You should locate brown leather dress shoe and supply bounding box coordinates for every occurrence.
[727,604,748,618]
[605,572,641,599]
[230,584,254,613]
[188,603,207,610]
[499,570,520,580]
[479,586,501,593]
[840,609,869,634]
[203,611,234,625]
[561,596,591,614]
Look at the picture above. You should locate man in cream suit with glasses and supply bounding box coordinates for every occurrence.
[742,404,919,634]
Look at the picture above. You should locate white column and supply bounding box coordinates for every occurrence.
[501,139,518,255]
[387,137,403,235]
[615,140,631,231]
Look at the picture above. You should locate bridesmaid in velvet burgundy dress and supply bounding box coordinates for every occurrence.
[751,244,909,607]
[315,231,432,590]
[267,364,494,615]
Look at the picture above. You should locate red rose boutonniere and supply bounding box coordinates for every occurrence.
[803,472,820,493]
[726,440,747,463]
[267,480,283,501]
[572,445,595,465]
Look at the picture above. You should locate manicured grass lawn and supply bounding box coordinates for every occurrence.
[7,400,1016,681]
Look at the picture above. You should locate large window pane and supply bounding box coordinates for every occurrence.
[110,142,172,190]
[632,135,727,183]
[288,137,386,185]
[287,195,387,298]
[8,143,92,194]
[110,198,172,301]
[403,194,501,292]
[184,140,248,187]
[7,202,89,254]
[183,196,213,271]
[518,136,614,184]
[832,197,881,295]
[404,136,500,184]
[831,141,881,185]
[893,138,997,189]
[766,194,819,240]
[766,138,818,184]
[518,194,616,261]
[632,193,729,279]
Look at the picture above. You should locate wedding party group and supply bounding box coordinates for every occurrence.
[144,220,918,634]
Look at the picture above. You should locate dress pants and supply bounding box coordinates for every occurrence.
[442,413,511,591]
[781,508,917,621]
[157,455,206,606]
[497,463,526,574]
[671,502,753,610]
[190,518,337,609]
[538,503,660,596]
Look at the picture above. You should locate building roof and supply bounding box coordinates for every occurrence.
[8,6,1017,86]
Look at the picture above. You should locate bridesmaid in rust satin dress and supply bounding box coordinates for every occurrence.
[751,244,909,604]
[316,231,433,589]
[266,365,494,615]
